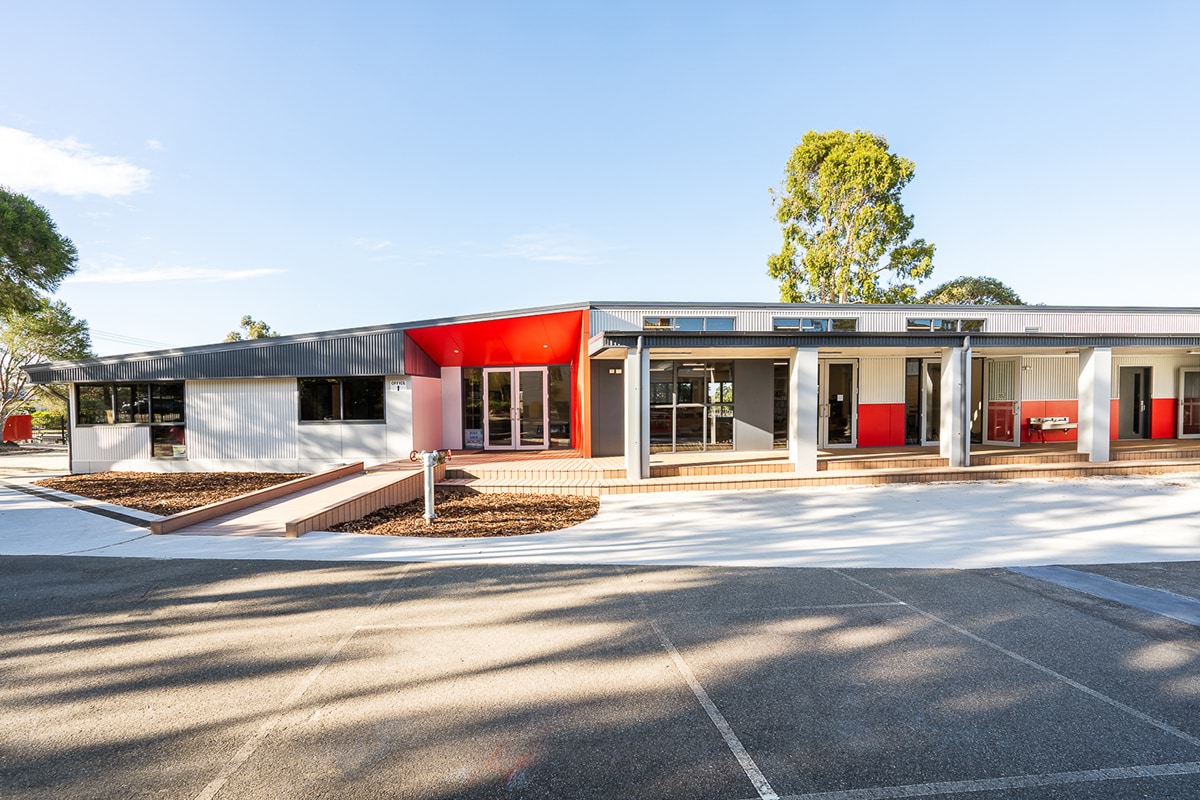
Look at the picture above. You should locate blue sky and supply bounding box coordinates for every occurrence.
[2,2,1197,355]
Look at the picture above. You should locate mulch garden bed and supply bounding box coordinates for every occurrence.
[32,472,306,516]
[330,491,600,537]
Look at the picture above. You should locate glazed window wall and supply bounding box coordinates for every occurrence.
[75,382,187,459]
[649,360,734,452]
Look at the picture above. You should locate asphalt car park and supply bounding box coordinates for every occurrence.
[3,556,1200,799]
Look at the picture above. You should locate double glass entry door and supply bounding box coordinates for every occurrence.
[483,368,548,450]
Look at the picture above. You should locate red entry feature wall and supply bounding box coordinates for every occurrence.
[404,310,588,450]
[857,403,904,447]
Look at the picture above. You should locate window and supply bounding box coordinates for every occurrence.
[76,383,184,426]
[548,365,571,448]
[773,317,858,332]
[462,368,483,448]
[77,385,115,425]
[642,316,736,332]
[299,378,385,422]
[649,360,735,452]
[151,426,186,459]
[343,378,384,420]
[906,318,986,332]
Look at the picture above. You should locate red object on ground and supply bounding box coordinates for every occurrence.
[2,414,33,442]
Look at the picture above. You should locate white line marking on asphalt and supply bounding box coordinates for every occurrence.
[192,565,412,800]
[828,569,1200,749]
[618,567,780,800]
[664,602,907,616]
[760,759,1200,800]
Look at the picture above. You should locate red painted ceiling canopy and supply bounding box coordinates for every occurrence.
[405,310,584,367]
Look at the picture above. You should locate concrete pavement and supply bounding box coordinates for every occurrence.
[4,556,1200,799]
[2,473,1199,569]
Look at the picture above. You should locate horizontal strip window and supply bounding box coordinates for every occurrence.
[299,377,385,421]
[772,317,858,332]
[906,318,984,332]
[643,316,736,332]
[76,382,185,426]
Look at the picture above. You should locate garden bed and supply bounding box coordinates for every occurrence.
[330,491,600,537]
[33,472,306,516]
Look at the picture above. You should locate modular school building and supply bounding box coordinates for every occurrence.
[25,302,1200,478]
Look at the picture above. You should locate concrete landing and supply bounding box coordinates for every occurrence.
[179,469,419,537]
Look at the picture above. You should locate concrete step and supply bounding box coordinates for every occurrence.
[439,458,1200,497]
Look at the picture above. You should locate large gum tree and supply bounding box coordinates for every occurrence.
[767,130,935,304]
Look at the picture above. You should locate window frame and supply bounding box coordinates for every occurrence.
[905,318,987,332]
[74,382,186,428]
[642,316,737,332]
[298,376,387,424]
[772,317,859,332]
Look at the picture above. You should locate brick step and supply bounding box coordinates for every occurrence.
[438,458,1200,497]
[821,456,947,471]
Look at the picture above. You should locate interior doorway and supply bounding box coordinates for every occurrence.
[1118,367,1152,440]
[819,360,857,447]
[483,367,548,450]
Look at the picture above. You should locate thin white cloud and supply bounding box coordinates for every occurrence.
[0,127,151,197]
[67,264,286,284]
[350,237,393,251]
[146,138,165,151]
[489,231,598,264]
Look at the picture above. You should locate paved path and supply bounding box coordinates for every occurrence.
[178,470,418,536]
[2,473,1199,568]
[5,555,1200,799]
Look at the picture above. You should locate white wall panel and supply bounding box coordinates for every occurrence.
[440,367,463,449]
[1111,354,1200,398]
[1022,356,1079,400]
[72,425,150,463]
[858,357,905,403]
[412,376,442,451]
[187,379,298,460]
[385,375,414,460]
[591,306,1200,335]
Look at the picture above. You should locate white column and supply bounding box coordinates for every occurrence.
[788,348,819,473]
[1077,347,1112,462]
[939,346,970,467]
[624,344,650,480]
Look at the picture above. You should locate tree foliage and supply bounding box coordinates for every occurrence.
[920,276,1023,305]
[224,315,280,342]
[0,299,92,430]
[0,188,80,315]
[767,130,935,304]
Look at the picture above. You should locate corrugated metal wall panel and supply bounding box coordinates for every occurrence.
[72,426,150,462]
[1111,354,1200,398]
[591,305,1200,335]
[187,379,298,460]
[1022,356,1079,400]
[987,359,1019,402]
[858,357,905,403]
[29,331,408,383]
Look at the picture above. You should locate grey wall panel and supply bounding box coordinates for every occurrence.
[590,361,625,457]
[28,330,409,383]
[733,360,774,451]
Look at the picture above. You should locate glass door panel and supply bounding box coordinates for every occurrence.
[824,362,856,446]
[1181,369,1200,438]
[985,358,1020,445]
[517,368,546,449]
[924,362,942,444]
[484,369,513,448]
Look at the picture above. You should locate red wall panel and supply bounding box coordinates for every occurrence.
[857,403,904,447]
[1020,400,1079,442]
[1151,398,1176,439]
[1110,399,1121,441]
